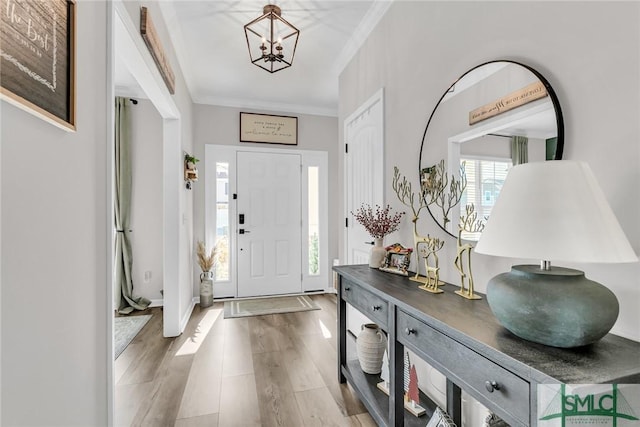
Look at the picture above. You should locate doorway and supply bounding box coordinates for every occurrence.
[236,151,302,297]
[344,88,384,264]
[205,144,329,298]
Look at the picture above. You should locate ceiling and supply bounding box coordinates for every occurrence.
[115,1,392,116]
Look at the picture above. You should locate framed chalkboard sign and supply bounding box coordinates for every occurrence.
[1,0,76,131]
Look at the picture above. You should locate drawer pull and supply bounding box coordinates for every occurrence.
[485,381,500,393]
[405,328,416,335]
[372,305,382,311]
[344,287,351,291]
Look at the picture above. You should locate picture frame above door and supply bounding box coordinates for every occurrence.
[240,112,298,145]
[0,0,76,131]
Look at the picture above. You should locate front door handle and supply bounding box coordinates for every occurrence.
[239,229,251,234]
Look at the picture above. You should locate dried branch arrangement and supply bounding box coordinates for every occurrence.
[196,240,217,272]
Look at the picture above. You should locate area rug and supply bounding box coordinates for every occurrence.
[224,295,320,319]
[114,314,152,359]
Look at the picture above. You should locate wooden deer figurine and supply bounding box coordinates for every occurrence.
[454,204,485,300]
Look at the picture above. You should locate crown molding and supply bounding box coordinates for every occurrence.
[332,0,394,76]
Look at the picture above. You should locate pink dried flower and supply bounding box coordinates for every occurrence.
[351,204,405,239]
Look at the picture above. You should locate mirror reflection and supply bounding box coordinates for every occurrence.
[419,61,564,241]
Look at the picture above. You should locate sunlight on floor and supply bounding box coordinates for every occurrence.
[175,309,222,356]
[318,319,332,339]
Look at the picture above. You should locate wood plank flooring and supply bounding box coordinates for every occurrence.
[115,294,376,427]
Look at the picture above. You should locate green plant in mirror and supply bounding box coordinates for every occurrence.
[422,159,467,230]
[454,204,485,300]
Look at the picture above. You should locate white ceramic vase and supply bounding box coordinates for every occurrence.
[356,323,387,374]
[369,238,386,268]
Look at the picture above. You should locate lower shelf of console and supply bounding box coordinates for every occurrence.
[342,358,438,427]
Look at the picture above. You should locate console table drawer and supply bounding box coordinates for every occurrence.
[397,310,529,425]
[341,279,388,329]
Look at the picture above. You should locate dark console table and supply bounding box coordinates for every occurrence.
[335,264,640,426]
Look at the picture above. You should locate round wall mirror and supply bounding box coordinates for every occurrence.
[419,60,564,241]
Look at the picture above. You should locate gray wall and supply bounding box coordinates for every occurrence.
[1,2,109,424]
[192,105,339,294]
[339,1,640,341]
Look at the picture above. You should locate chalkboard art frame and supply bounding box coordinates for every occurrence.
[1,0,76,131]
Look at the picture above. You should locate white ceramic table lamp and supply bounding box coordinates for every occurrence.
[474,160,637,347]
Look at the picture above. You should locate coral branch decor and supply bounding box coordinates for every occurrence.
[351,204,404,239]
[352,204,405,268]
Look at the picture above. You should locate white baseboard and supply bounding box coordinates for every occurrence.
[179,299,197,334]
[148,299,164,308]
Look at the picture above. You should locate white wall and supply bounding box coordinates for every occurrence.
[130,99,164,303]
[191,105,340,296]
[339,1,640,341]
[1,2,109,424]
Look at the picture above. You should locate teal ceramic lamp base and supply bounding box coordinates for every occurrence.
[486,265,619,348]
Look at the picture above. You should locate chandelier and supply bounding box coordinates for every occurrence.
[244,4,300,73]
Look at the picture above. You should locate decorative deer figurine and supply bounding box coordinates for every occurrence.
[417,234,445,293]
[392,167,435,282]
[454,204,485,300]
[392,166,450,288]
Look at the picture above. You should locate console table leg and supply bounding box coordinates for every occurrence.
[447,379,462,426]
[338,277,346,383]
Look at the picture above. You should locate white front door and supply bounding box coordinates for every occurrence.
[345,89,384,264]
[236,151,302,297]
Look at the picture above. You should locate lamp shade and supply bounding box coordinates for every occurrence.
[474,160,637,264]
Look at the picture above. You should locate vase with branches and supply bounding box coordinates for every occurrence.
[352,204,405,267]
[196,241,217,307]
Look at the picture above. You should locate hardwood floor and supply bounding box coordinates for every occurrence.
[115,295,376,427]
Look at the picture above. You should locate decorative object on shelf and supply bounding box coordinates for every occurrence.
[380,243,413,276]
[356,323,387,374]
[376,346,390,394]
[196,240,217,308]
[403,351,410,395]
[243,4,299,73]
[352,204,405,268]
[406,364,426,416]
[422,159,467,230]
[184,153,199,190]
[239,112,298,145]
[475,161,638,348]
[0,0,76,131]
[426,407,457,427]
[414,235,445,293]
[454,204,485,300]
[484,412,508,427]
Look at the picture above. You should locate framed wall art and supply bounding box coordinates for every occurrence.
[240,112,298,145]
[0,0,76,131]
[379,243,412,276]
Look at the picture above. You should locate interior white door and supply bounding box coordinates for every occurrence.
[237,151,302,297]
[345,90,384,264]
